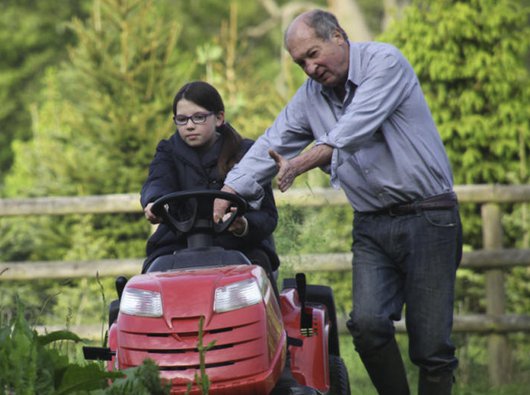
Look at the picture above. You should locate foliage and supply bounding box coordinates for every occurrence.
[100,359,170,395]
[0,299,122,394]
[4,0,193,197]
[0,0,90,188]
[340,332,530,394]
[0,298,176,394]
[187,316,217,395]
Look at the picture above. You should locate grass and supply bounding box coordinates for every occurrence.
[339,334,530,395]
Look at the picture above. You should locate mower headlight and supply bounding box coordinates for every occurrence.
[214,278,263,313]
[120,288,163,317]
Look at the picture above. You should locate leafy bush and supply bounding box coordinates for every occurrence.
[0,299,121,394]
[0,299,175,395]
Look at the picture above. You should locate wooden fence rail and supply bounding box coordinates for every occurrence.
[3,184,530,217]
[1,184,530,387]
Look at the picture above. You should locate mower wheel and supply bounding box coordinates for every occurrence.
[329,355,351,395]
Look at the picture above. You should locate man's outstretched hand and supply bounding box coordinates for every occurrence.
[213,185,236,223]
[270,144,333,192]
[269,149,297,192]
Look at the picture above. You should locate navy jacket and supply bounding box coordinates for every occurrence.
[141,131,279,269]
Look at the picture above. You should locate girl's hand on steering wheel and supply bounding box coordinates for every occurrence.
[223,207,248,236]
[144,202,162,224]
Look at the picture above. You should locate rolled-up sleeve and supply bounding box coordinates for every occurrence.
[319,50,416,187]
[322,52,414,151]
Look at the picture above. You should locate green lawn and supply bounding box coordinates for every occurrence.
[339,334,530,395]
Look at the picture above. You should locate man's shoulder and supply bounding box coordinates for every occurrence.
[355,41,402,59]
[355,41,413,76]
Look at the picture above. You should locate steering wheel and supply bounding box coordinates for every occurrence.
[150,190,247,235]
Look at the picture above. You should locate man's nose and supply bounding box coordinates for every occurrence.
[305,61,318,77]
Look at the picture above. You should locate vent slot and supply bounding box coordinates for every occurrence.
[209,327,233,334]
[159,361,235,371]
[147,343,234,354]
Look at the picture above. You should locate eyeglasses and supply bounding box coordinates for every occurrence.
[174,112,214,126]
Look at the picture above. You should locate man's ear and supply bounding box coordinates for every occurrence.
[332,30,345,44]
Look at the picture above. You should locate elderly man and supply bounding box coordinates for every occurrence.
[215,9,462,395]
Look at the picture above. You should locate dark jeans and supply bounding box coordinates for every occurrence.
[348,207,462,375]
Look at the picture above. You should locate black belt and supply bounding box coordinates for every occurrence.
[369,192,458,216]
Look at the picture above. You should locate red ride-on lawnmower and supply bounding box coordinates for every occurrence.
[83,190,350,395]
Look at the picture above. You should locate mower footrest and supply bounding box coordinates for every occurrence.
[83,346,115,361]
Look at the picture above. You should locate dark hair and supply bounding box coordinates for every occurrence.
[284,9,349,46]
[172,81,243,178]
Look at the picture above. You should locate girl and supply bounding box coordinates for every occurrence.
[140,81,279,285]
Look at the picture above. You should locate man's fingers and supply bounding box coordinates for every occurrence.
[221,207,237,222]
[268,149,296,192]
[269,149,287,179]
[213,199,230,223]
[278,176,293,192]
[213,186,237,223]
[269,149,283,166]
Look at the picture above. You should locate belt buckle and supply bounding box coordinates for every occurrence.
[388,204,400,216]
[388,202,418,216]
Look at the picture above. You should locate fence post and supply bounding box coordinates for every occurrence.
[481,203,511,386]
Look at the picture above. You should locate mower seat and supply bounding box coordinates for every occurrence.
[147,246,251,273]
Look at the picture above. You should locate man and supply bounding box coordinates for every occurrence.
[214,9,462,395]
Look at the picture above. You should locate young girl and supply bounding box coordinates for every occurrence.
[140,81,279,283]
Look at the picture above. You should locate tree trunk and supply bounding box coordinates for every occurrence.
[327,0,373,41]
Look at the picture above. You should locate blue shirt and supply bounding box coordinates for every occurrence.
[225,41,454,212]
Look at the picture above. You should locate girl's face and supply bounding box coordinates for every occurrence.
[175,99,224,148]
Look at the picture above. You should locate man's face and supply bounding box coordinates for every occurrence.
[286,22,349,87]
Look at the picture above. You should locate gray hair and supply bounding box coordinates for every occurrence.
[284,9,349,47]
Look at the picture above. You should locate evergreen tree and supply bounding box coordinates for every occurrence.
[5,0,192,197]
[0,0,89,189]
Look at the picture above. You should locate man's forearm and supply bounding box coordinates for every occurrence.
[291,144,333,175]
[272,143,333,192]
